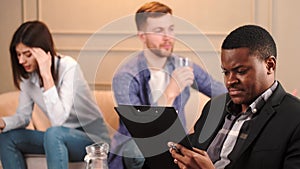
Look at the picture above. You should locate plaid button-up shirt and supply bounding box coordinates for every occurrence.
[207,81,278,169]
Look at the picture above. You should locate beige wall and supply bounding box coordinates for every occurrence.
[273,0,300,95]
[0,0,23,92]
[1,0,300,95]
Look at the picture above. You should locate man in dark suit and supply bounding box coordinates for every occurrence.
[169,25,300,169]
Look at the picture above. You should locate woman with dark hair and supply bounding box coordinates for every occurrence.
[0,20,110,169]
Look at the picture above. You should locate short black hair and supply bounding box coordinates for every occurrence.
[222,25,277,59]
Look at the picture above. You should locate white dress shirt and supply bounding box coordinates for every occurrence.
[3,56,103,132]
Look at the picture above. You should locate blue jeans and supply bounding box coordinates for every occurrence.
[0,126,94,169]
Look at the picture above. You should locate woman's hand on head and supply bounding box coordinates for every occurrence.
[30,47,52,77]
[30,47,54,90]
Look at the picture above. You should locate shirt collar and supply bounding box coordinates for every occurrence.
[138,52,177,78]
[226,81,278,115]
[29,71,40,87]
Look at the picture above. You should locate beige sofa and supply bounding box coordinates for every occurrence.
[0,90,119,169]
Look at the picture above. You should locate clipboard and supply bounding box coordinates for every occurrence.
[114,105,193,169]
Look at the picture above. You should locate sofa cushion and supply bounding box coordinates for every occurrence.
[0,90,119,136]
[93,90,119,137]
[25,154,85,169]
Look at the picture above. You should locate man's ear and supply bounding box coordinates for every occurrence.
[137,31,146,43]
[266,56,276,74]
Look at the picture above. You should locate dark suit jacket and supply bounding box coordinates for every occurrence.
[190,83,300,169]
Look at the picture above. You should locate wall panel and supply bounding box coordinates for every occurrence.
[0,0,23,93]
[35,0,265,87]
[3,0,300,133]
[0,0,278,93]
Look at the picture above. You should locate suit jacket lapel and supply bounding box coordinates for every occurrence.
[233,83,285,161]
[237,103,275,156]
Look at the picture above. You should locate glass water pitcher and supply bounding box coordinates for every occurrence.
[84,142,109,169]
